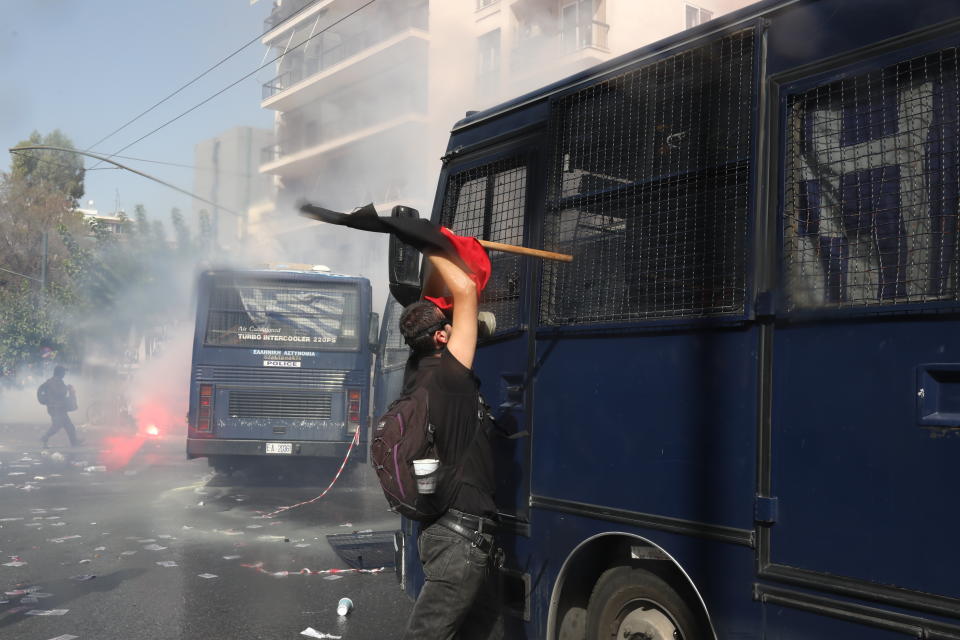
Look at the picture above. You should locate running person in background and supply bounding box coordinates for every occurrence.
[38,365,82,448]
[400,251,502,640]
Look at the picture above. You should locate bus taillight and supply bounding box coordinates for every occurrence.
[346,389,361,434]
[198,385,214,432]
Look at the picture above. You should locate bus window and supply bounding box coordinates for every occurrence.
[204,277,361,350]
[783,48,960,309]
[440,157,528,334]
[541,31,755,325]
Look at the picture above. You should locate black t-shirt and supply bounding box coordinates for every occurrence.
[403,350,496,518]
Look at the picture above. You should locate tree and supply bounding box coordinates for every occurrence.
[11,130,85,207]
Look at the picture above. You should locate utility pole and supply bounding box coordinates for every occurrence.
[40,231,48,295]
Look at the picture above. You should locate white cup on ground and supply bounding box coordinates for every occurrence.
[412,458,440,494]
[337,597,353,616]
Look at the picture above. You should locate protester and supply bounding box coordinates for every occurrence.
[399,251,502,640]
[37,365,82,448]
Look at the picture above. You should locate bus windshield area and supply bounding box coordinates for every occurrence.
[203,277,361,350]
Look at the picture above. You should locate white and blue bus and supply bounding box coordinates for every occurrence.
[186,267,378,473]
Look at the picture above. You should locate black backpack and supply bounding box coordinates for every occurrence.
[36,381,49,406]
[371,383,491,522]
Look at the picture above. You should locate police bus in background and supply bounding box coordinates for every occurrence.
[186,266,378,474]
[381,0,960,638]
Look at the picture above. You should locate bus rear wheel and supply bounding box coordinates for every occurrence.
[586,566,702,640]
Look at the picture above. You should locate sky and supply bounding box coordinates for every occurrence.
[0,0,275,225]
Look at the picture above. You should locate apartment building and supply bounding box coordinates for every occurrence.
[193,126,274,249]
[254,0,757,295]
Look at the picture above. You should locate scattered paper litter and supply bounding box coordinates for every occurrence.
[25,609,69,616]
[197,573,217,579]
[246,524,263,529]
[138,539,156,543]
[94,546,106,551]
[47,635,79,640]
[4,561,27,567]
[157,534,174,539]
[143,544,167,551]
[77,559,91,564]
[323,574,343,581]
[295,543,311,548]
[156,561,178,568]
[49,535,81,543]
[20,597,39,603]
[222,555,241,560]
[338,523,353,527]
[49,522,66,527]
[120,551,137,556]
[300,628,341,639]
[0,517,24,522]
[51,507,68,511]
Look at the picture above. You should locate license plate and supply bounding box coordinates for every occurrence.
[265,442,292,455]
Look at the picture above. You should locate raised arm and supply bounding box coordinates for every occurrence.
[424,251,478,369]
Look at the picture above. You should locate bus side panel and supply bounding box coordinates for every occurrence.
[531,327,758,530]
[517,508,761,639]
[762,605,908,640]
[770,318,960,599]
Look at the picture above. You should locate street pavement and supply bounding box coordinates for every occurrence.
[0,422,413,640]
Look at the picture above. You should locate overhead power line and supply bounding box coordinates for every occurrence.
[9,145,242,217]
[98,0,376,164]
[83,0,327,156]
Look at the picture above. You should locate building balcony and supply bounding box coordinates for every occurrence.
[510,21,610,75]
[262,0,332,41]
[561,20,610,54]
[260,113,429,179]
[262,27,429,111]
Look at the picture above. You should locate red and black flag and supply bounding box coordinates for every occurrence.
[299,201,490,310]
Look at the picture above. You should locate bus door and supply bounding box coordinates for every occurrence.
[436,145,540,529]
[373,298,410,420]
[765,42,960,621]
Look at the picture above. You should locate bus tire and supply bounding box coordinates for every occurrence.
[585,566,703,640]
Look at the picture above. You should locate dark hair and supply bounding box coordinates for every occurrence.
[399,300,447,355]
[53,365,66,378]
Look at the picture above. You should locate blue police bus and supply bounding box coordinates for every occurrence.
[186,267,378,473]
[382,0,960,637]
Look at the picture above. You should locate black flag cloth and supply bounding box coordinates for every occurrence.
[299,201,492,310]
[299,202,455,254]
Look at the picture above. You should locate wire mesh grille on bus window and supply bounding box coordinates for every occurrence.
[783,48,960,310]
[541,31,755,324]
[440,158,527,332]
[382,297,410,368]
[205,279,361,349]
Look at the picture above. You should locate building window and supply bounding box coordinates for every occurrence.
[561,0,607,53]
[477,0,498,9]
[478,28,501,81]
[685,3,714,29]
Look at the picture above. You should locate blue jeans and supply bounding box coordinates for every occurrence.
[403,522,504,640]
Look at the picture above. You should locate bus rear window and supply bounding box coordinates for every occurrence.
[203,278,361,350]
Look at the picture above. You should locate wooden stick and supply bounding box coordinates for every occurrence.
[477,239,573,263]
